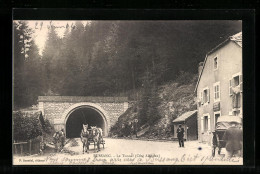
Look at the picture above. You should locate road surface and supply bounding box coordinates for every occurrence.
[13,138,242,165]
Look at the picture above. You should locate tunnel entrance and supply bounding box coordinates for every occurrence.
[65,107,106,138]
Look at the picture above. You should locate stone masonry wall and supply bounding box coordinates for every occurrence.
[41,101,127,132]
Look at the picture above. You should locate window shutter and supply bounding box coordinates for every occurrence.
[207,88,210,103]
[208,117,211,131]
[229,79,233,96]
[201,91,204,105]
[239,74,243,83]
[214,86,216,100]
[239,75,243,92]
[201,118,204,132]
[218,85,220,99]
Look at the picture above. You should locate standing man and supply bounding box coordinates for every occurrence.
[53,131,60,152]
[223,122,243,158]
[133,119,138,138]
[60,129,65,150]
[177,124,185,147]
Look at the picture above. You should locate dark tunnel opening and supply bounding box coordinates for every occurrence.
[66,107,106,138]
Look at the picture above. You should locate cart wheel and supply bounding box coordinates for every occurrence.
[218,148,221,155]
[87,142,90,150]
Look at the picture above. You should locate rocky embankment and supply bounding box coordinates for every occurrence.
[110,73,198,140]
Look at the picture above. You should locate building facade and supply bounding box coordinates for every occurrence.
[195,32,242,144]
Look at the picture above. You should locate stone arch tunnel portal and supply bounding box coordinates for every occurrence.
[65,107,107,138]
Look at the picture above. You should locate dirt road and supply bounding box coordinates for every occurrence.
[13,138,242,165]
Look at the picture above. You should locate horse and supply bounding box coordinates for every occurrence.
[80,124,90,154]
[90,126,102,152]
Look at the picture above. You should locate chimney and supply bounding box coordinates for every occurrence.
[198,62,204,75]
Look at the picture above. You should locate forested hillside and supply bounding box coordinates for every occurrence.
[110,72,198,139]
[13,20,241,109]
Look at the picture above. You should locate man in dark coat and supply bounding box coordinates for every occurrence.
[177,124,185,147]
[223,122,243,158]
[59,129,65,150]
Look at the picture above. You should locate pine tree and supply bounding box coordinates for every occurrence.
[13,21,35,108]
[41,24,62,94]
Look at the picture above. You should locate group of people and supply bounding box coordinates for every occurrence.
[121,121,138,138]
[51,123,242,158]
[177,123,243,158]
[53,128,65,152]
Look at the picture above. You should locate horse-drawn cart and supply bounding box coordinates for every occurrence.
[87,129,105,149]
[87,137,105,149]
[81,125,105,153]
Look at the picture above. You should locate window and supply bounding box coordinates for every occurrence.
[229,73,243,110]
[215,114,220,123]
[202,87,210,104]
[214,57,218,70]
[214,112,221,130]
[204,116,208,132]
[201,114,210,132]
[232,92,241,109]
[233,76,239,86]
[229,73,243,96]
[213,82,220,102]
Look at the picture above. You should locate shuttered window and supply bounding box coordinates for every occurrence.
[230,74,242,95]
[202,88,210,104]
[214,82,220,102]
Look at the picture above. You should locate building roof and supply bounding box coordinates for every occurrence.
[172,110,197,123]
[230,32,242,47]
[194,32,242,93]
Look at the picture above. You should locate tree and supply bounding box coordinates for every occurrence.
[41,24,62,94]
[13,111,42,141]
[23,40,44,105]
[13,21,38,108]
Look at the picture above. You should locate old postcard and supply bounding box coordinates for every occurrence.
[13,19,243,165]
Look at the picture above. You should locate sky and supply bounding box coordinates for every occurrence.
[23,20,241,57]
[26,20,90,55]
